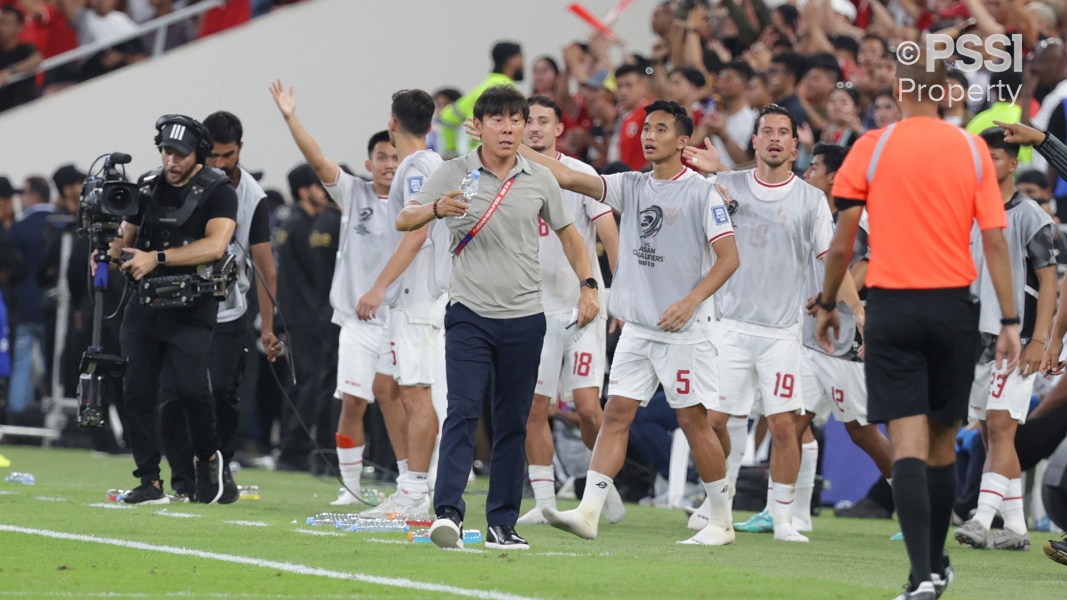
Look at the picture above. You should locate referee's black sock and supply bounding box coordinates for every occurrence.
[927,463,956,577]
[893,457,932,586]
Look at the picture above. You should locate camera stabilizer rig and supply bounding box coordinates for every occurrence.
[76,152,140,427]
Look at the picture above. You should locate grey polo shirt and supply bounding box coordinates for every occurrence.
[414,148,574,318]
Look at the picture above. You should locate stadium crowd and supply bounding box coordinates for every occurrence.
[5,0,1067,592]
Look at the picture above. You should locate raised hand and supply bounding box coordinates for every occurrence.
[270,79,297,119]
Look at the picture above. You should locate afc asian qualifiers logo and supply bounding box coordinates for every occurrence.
[407,176,423,195]
[639,206,663,239]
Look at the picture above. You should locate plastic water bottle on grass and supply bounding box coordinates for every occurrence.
[238,485,260,500]
[4,472,35,485]
[351,518,410,533]
[463,530,483,544]
[360,488,385,506]
[456,170,479,219]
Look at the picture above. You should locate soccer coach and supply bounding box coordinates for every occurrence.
[815,53,1021,600]
[396,86,599,550]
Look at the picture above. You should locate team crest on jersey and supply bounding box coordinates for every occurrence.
[407,176,424,195]
[664,207,678,225]
[639,206,663,239]
[626,122,639,137]
[355,208,374,235]
[712,205,728,225]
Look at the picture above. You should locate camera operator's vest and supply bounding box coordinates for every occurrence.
[137,166,230,276]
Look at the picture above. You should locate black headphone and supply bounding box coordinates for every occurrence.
[154,114,214,164]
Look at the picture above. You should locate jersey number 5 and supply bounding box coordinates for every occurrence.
[677,370,691,395]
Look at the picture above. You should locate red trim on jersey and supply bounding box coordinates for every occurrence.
[592,210,614,221]
[980,489,1004,498]
[753,172,795,188]
[378,195,389,200]
[598,175,608,203]
[709,231,735,244]
[775,499,794,505]
[670,167,688,180]
[556,152,564,161]
[816,249,829,259]
[1004,496,1023,501]
[323,165,343,188]
[529,479,555,483]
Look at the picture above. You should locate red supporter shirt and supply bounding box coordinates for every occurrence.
[614,100,650,171]
[199,0,251,38]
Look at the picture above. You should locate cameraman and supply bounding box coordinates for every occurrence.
[104,115,237,504]
[157,111,281,502]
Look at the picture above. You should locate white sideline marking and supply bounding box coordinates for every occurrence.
[86,503,134,510]
[0,593,361,598]
[0,490,17,495]
[294,528,345,537]
[0,524,542,600]
[366,538,407,544]
[224,520,270,527]
[155,509,200,518]
[33,496,66,502]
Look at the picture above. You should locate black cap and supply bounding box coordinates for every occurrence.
[0,176,22,198]
[287,163,320,197]
[158,119,201,156]
[52,164,87,189]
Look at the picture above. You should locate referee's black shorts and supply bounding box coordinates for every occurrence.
[864,287,979,426]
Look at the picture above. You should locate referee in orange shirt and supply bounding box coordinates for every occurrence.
[815,53,1022,600]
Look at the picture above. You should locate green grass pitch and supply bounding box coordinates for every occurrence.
[0,445,1059,599]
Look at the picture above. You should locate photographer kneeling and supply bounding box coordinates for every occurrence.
[100,115,238,504]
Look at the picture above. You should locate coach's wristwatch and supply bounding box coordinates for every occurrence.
[1000,316,1020,325]
[580,278,598,290]
[156,251,167,265]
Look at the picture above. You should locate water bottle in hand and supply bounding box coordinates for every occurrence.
[456,170,480,219]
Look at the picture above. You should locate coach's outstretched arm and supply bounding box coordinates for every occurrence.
[518,145,605,201]
[997,120,1067,183]
[270,79,340,185]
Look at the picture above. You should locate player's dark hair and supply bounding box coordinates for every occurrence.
[1017,169,1049,188]
[492,41,523,73]
[644,100,694,137]
[807,52,842,82]
[391,89,435,136]
[25,176,50,203]
[203,111,243,145]
[811,142,848,173]
[774,5,799,29]
[671,66,707,89]
[721,58,755,81]
[874,87,896,103]
[535,56,559,75]
[754,104,799,139]
[945,69,969,87]
[615,63,650,80]
[434,88,462,104]
[862,34,887,54]
[528,95,563,122]
[367,130,392,158]
[771,52,806,83]
[830,35,859,58]
[473,85,529,122]
[980,127,1020,158]
[0,6,24,25]
[832,84,860,106]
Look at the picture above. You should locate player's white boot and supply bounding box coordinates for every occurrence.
[688,484,734,531]
[772,482,809,542]
[517,506,550,525]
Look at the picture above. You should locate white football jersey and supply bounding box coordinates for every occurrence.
[384,149,448,324]
[603,167,734,343]
[539,153,611,315]
[715,170,834,334]
[801,210,869,357]
[324,168,393,326]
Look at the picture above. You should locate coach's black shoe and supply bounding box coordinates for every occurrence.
[891,580,935,600]
[218,461,239,505]
[430,506,464,549]
[486,525,530,550]
[1045,535,1067,565]
[122,481,170,505]
[195,451,224,504]
[835,498,892,519]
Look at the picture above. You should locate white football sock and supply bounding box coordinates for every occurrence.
[403,471,429,500]
[793,441,819,528]
[336,442,363,493]
[1002,477,1027,535]
[726,417,748,488]
[974,472,1009,530]
[578,470,613,518]
[396,458,409,485]
[703,478,733,527]
[528,465,557,510]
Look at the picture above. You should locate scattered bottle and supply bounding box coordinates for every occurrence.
[456,170,480,219]
[408,528,483,544]
[4,472,35,485]
[393,513,435,527]
[350,518,410,533]
[462,529,483,544]
[106,489,126,502]
[360,488,385,506]
[238,485,260,500]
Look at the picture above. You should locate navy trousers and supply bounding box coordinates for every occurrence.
[434,302,545,527]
